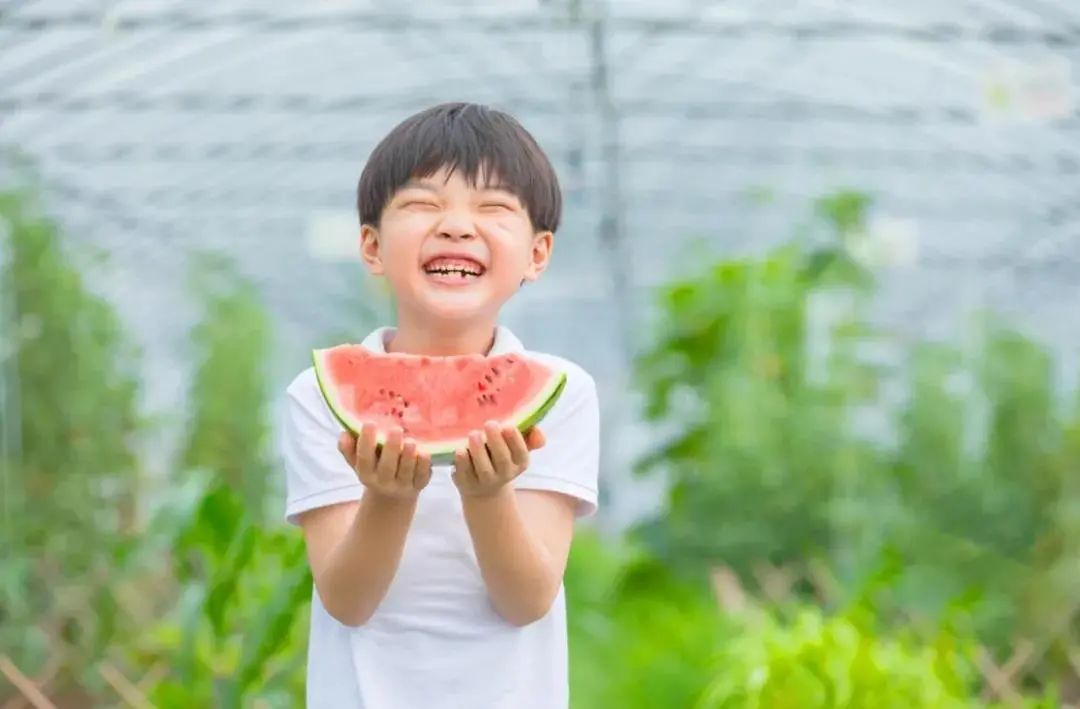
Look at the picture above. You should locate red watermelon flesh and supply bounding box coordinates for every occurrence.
[312,345,567,459]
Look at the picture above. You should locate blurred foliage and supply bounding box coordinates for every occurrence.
[2,180,1072,706]
[885,325,1072,650]
[702,611,938,707]
[633,192,882,576]
[129,252,308,704]
[1,184,303,702]
[0,188,143,685]
[566,530,1053,708]
[566,531,726,708]
[180,252,275,521]
[633,189,1080,697]
[127,475,310,706]
[698,607,998,709]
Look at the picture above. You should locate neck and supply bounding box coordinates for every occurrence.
[388,311,498,356]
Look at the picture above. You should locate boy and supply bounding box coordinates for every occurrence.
[280,102,600,708]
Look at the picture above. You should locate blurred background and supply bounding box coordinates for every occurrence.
[2,0,1079,706]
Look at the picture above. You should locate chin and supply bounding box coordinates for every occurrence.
[415,295,501,323]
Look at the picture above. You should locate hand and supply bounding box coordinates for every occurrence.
[338,423,432,501]
[452,421,546,498]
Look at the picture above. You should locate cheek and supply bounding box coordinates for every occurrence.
[479,217,534,265]
[481,213,526,234]
[490,244,535,277]
[377,217,430,265]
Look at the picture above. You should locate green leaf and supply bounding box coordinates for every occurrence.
[234,546,312,694]
[205,524,258,637]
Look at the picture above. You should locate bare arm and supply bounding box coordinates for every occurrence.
[296,425,431,627]
[453,372,599,626]
[297,494,416,626]
[460,487,577,626]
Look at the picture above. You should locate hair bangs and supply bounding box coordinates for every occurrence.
[357,102,561,232]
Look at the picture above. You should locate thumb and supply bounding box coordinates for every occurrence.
[525,427,546,451]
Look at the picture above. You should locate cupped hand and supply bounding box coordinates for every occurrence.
[338,423,433,501]
[451,422,546,498]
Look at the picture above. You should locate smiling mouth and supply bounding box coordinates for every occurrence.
[422,257,486,279]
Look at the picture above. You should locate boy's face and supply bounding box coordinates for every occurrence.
[360,165,552,325]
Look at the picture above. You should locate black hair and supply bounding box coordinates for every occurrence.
[357,102,562,233]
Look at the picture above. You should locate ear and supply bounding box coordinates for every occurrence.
[522,231,553,283]
[359,224,384,275]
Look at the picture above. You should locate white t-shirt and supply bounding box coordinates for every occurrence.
[280,325,600,708]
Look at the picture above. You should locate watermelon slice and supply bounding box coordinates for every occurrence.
[311,345,567,462]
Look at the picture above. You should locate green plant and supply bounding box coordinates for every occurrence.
[630,188,1080,699]
[566,531,737,709]
[565,533,1029,709]
[179,252,274,521]
[129,474,311,707]
[632,192,882,577]
[886,322,1071,649]
[0,187,143,685]
[118,254,310,705]
[697,606,982,708]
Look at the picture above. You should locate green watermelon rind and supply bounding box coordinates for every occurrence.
[311,348,568,465]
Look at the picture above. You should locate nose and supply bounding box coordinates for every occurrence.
[435,209,476,241]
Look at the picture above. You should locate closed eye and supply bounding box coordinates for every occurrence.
[480,202,516,212]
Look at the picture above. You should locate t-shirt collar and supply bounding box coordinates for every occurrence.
[360,325,525,356]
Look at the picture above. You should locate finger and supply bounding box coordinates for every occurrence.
[396,439,418,484]
[484,421,514,472]
[355,424,379,473]
[468,431,495,485]
[503,426,530,468]
[413,453,432,490]
[375,427,403,482]
[525,427,546,451]
[453,448,475,487]
[338,432,357,466]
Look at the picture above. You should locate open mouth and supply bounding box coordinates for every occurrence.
[422,256,487,280]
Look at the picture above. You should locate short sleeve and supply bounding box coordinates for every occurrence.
[280,368,363,525]
[513,359,600,517]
